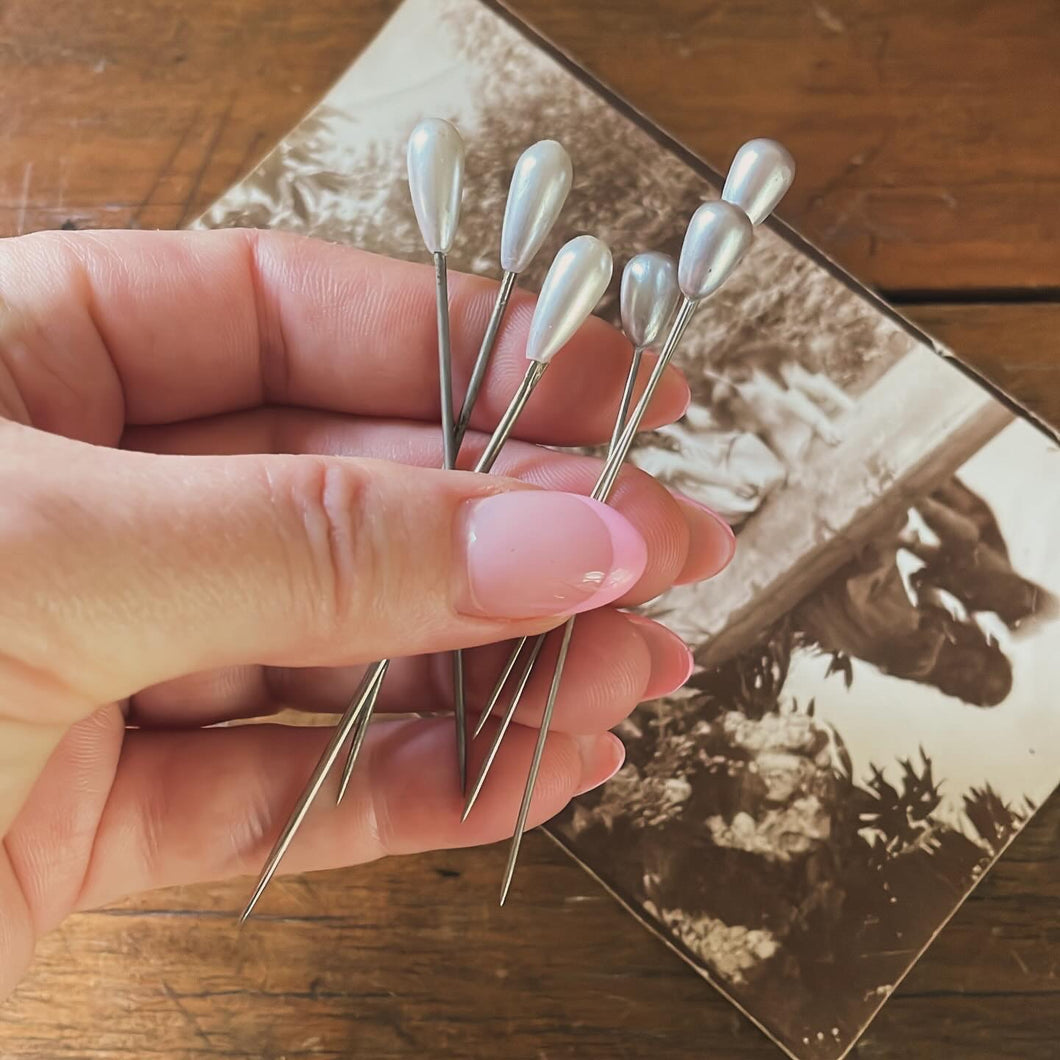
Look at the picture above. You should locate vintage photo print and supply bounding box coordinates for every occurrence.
[196,1,1060,1056]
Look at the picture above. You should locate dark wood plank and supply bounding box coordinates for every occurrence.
[904,302,1060,430]
[2,0,1058,290]
[0,0,396,237]
[509,0,1060,292]
[1,789,1055,1060]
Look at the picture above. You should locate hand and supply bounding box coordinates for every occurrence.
[0,229,734,997]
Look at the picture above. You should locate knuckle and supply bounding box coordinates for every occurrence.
[269,457,375,634]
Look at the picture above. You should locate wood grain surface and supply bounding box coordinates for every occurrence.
[0,1,1057,1057]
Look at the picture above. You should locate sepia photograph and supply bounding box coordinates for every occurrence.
[556,416,1058,1058]
[196,1,1060,1055]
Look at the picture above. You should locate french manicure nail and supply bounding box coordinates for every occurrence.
[456,491,647,619]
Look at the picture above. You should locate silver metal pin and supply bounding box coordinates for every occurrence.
[406,118,466,782]
[498,189,775,905]
[241,120,467,917]
[238,237,612,920]
[496,141,797,904]
[453,138,572,451]
[340,119,468,795]
[463,251,679,814]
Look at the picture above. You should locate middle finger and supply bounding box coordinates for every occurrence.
[129,607,694,735]
[123,408,734,600]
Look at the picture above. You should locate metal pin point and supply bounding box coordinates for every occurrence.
[463,252,679,809]
[236,237,613,921]
[238,660,387,923]
[495,141,797,903]
[462,634,546,819]
[454,140,573,452]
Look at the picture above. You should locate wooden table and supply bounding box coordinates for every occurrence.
[1,2,1057,1056]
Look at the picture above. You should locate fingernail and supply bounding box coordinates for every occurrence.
[625,612,694,697]
[456,492,647,619]
[672,491,736,584]
[676,375,692,417]
[573,732,626,796]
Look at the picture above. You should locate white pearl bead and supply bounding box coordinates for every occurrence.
[500,140,573,274]
[526,235,613,364]
[406,118,465,255]
[722,138,796,226]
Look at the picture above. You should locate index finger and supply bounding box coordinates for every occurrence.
[0,228,689,445]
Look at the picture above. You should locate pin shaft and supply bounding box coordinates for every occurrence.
[497,298,698,903]
[473,361,546,473]
[434,253,458,472]
[335,660,389,804]
[432,253,469,785]
[608,346,644,455]
[472,634,529,739]
[498,618,575,905]
[337,253,464,797]
[465,340,648,808]
[462,633,545,819]
[455,270,517,452]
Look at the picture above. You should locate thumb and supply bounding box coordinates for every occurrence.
[1,424,647,708]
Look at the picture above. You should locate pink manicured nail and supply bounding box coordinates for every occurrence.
[573,732,626,796]
[625,612,695,697]
[455,492,647,619]
[676,377,693,418]
[672,491,737,583]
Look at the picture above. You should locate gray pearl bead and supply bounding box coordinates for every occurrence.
[620,252,680,349]
[678,200,754,302]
